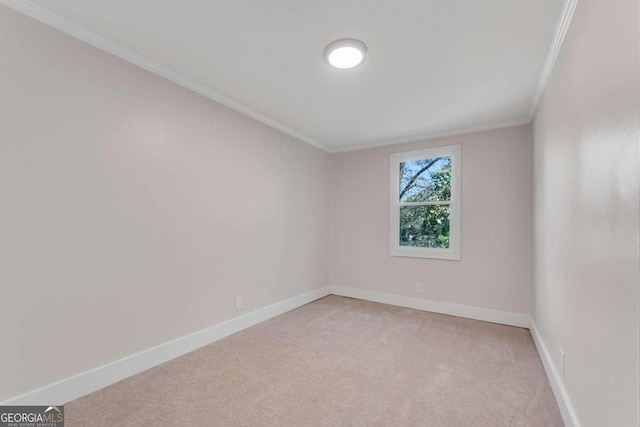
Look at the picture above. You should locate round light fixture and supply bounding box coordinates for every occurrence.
[324,39,367,69]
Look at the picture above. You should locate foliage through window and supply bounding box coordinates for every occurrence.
[390,145,460,260]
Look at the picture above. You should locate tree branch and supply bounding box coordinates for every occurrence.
[399,158,440,200]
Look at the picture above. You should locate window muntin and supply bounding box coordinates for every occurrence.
[390,145,460,260]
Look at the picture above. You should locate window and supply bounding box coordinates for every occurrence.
[389,144,461,260]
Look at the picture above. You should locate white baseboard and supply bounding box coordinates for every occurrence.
[3,283,574,426]
[328,286,530,328]
[328,287,579,423]
[1,286,331,406]
[529,319,580,427]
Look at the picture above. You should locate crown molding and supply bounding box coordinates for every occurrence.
[1,0,577,153]
[0,0,332,153]
[332,117,532,153]
[527,0,579,120]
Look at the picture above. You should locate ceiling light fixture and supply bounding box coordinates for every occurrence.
[324,39,367,69]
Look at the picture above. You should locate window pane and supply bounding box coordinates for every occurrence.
[399,157,451,203]
[399,205,450,248]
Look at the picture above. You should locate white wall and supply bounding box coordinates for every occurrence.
[0,6,330,402]
[3,0,638,421]
[331,125,533,315]
[531,0,640,425]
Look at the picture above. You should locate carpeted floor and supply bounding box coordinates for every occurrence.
[66,296,563,426]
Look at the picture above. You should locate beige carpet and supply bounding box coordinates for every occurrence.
[66,296,563,426]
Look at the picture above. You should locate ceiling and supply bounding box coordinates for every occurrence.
[5,0,566,152]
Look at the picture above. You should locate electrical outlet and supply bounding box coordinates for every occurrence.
[560,349,566,376]
[235,296,244,311]
[415,282,422,294]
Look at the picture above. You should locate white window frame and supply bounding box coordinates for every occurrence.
[389,144,461,260]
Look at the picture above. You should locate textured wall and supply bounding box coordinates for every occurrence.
[532,0,640,425]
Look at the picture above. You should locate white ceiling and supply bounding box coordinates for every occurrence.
[5,0,565,152]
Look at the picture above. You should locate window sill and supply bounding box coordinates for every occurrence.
[390,247,461,260]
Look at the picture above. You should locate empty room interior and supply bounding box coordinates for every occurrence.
[1,0,638,426]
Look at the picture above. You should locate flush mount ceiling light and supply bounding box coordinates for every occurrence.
[324,38,367,69]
